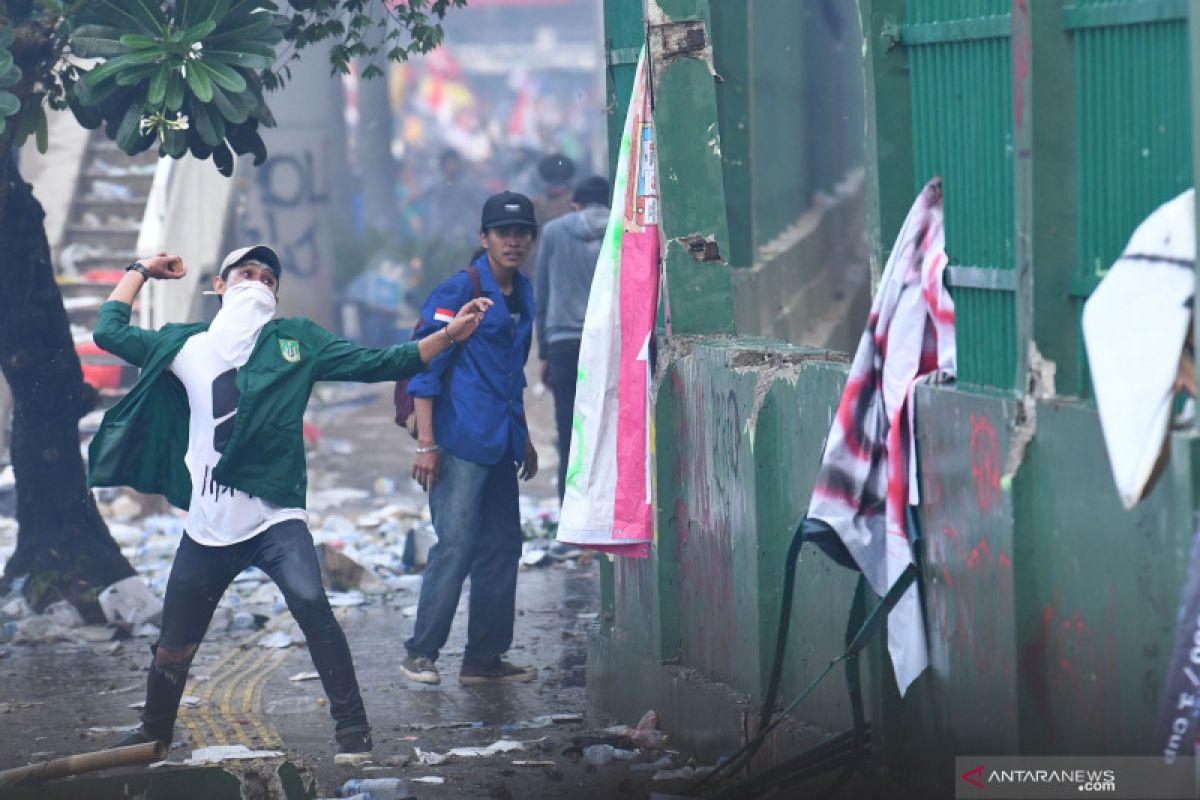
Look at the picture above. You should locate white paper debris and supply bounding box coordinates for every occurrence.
[184,745,284,765]
[258,631,294,649]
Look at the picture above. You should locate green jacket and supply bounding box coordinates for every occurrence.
[88,300,423,510]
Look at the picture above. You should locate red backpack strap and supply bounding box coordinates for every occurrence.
[465,265,483,299]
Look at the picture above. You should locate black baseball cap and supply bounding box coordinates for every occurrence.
[480,191,538,232]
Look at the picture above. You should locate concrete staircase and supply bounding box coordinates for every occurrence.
[58,132,159,277]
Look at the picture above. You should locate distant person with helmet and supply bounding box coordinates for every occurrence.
[534,153,577,230]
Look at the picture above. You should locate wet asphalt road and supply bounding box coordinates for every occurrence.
[0,384,696,798]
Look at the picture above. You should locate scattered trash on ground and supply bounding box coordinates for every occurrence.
[183,745,285,766]
[129,695,201,710]
[98,576,163,632]
[582,744,638,766]
[333,775,409,798]
[414,739,524,766]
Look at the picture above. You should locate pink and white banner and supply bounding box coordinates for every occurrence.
[556,47,658,558]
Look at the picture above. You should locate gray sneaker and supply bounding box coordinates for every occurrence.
[459,659,537,685]
[401,655,440,685]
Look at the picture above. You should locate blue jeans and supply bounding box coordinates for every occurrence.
[142,519,368,742]
[405,451,522,665]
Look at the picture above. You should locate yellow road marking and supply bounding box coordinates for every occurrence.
[221,647,276,747]
[243,650,288,749]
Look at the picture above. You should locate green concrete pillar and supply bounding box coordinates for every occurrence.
[647,0,736,335]
[858,0,912,285]
[1015,0,1078,395]
[710,0,752,268]
[605,0,643,181]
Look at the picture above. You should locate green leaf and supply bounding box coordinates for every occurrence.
[83,50,163,88]
[177,19,217,45]
[194,59,245,93]
[12,98,41,148]
[211,0,263,32]
[146,65,169,106]
[164,69,185,110]
[118,33,160,50]
[99,0,165,36]
[207,12,272,44]
[205,48,274,71]
[186,126,214,158]
[212,140,234,176]
[114,94,147,153]
[72,73,121,107]
[34,103,48,153]
[0,49,12,74]
[179,0,234,29]
[209,84,249,123]
[115,62,161,86]
[226,118,265,164]
[0,90,19,118]
[184,61,213,102]
[188,98,225,147]
[0,28,14,49]
[67,93,104,129]
[0,63,21,90]
[161,127,187,158]
[70,24,128,58]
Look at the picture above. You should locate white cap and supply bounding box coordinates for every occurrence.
[219,244,282,280]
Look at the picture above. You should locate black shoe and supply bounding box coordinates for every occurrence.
[459,659,537,685]
[334,731,374,766]
[115,725,169,749]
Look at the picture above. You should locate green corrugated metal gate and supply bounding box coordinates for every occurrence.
[1068,0,1193,393]
[903,1,1018,390]
[892,0,1193,394]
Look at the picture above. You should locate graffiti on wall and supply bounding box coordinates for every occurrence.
[237,135,335,326]
[669,367,740,677]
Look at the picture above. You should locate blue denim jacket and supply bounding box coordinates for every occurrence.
[407,254,536,466]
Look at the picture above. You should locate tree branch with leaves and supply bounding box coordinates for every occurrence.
[0,0,466,617]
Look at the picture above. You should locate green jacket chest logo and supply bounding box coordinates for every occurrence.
[279,338,301,363]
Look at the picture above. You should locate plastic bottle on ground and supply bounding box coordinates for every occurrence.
[335,777,407,799]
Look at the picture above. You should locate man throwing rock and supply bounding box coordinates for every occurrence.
[89,246,490,764]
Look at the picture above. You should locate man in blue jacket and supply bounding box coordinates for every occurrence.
[91,246,490,764]
[402,191,540,686]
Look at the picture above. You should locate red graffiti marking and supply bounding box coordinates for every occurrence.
[1019,594,1119,749]
[927,520,1014,680]
[969,415,1001,514]
[671,382,737,676]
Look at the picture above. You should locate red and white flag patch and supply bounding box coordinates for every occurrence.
[433,307,455,323]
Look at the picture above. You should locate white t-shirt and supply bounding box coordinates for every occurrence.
[170,331,307,546]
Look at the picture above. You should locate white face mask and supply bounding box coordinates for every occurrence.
[209,279,277,363]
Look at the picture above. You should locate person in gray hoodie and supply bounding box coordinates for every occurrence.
[534,176,611,503]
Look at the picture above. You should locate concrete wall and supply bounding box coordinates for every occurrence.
[590,338,867,760]
[591,349,1197,796]
[589,2,1200,796]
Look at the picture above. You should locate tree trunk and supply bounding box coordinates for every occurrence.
[0,157,134,620]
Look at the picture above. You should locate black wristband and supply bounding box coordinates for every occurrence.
[125,261,151,280]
